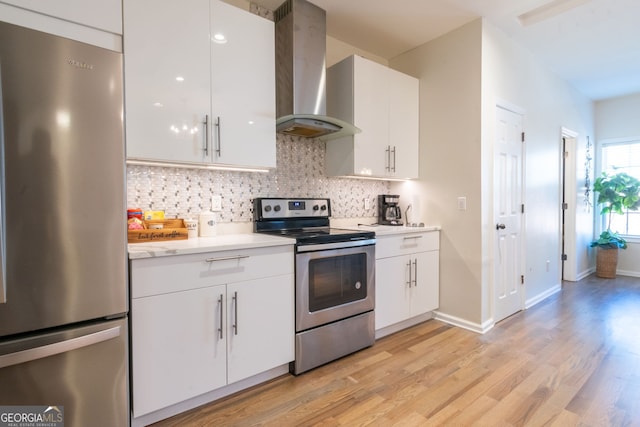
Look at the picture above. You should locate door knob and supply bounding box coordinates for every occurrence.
[496,223,506,230]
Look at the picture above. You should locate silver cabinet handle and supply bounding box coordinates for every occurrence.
[215,116,221,157]
[412,259,418,287]
[0,326,121,368]
[403,235,423,240]
[203,115,209,157]
[391,146,396,173]
[232,291,238,335]
[217,294,224,340]
[205,255,250,263]
[406,260,412,287]
[385,145,390,172]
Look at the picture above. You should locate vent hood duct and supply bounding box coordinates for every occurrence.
[274,0,359,140]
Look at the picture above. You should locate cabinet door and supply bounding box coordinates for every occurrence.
[353,56,389,177]
[411,251,440,316]
[1,0,122,34]
[388,69,419,179]
[131,285,227,417]
[124,0,211,163]
[375,256,412,329]
[210,0,276,169]
[226,274,294,384]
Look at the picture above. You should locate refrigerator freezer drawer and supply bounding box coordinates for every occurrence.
[0,318,129,427]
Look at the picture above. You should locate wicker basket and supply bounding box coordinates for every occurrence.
[595,247,618,279]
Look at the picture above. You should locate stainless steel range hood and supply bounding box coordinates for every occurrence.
[274,0,359,140]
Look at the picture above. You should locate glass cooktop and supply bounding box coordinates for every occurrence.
[259,227,375,245]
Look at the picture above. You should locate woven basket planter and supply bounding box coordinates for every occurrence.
[596,247,619,279]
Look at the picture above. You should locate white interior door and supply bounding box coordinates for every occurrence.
[561,132,578,281]
[494,105,524,322]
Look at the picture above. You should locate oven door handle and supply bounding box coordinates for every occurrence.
[296,238,376,253]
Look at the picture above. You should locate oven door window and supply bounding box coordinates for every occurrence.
[308,253,368,312]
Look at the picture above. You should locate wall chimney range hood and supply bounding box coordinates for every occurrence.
[274,0,359,140]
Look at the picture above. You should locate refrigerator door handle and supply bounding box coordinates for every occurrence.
[0,325,121,368]
[0,63,5,304]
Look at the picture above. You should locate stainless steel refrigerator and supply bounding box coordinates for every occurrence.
[0,21,128,426]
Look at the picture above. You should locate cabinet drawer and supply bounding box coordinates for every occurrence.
[131,245,294,298]
[375,231,439,259]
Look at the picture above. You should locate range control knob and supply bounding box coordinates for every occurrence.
[264,205,272,212]
[313,205,319,211]
[320,205,327,211]
[274,205,281,212]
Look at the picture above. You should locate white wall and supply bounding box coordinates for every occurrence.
[390,20,484,326]
[389,18,595,330]
[327,36,387,68]
[482,21,595,306]
[595,93,640,277]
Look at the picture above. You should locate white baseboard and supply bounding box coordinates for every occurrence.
[525,284,561,309]
[575,268,595,281]
[131,365,290,427]
[616,269,640,278]
[433,311,494,334]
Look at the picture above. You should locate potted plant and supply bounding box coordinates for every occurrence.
[590,171,640,278]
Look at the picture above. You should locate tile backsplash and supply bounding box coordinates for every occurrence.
[126,134,390,223]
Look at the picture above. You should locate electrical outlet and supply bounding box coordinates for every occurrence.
[364,198,371,210]
[211,195,222,212]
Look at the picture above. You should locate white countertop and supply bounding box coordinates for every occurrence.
[128,225,441,259]
[128,233,295,259]
[346,224,441,236]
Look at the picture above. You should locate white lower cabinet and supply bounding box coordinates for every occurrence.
[375,231,439,331]
[130,246,294,418]
[226,276,294,384]
[131,285,227,417]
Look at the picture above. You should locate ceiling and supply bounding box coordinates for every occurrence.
[252,0,640,101]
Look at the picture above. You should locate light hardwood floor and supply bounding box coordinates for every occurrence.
[152,274,640,426]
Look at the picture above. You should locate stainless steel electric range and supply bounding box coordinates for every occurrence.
[253,198,376,374]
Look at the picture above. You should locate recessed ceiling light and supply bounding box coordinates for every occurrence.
[212,33,227,44]
[176,76,185,82]
[517,0,592,27]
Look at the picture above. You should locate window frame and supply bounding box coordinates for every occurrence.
[597,136,640,243]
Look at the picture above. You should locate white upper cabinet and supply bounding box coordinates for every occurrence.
[0,0,122,50]
[210,1,276,168]
[1,0,122,34]
[326,55,419,179]
[124,0,211,164]
[388,68,419,178]
[124,0,276,169]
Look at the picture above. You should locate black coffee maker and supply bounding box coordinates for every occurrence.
[377,194,403,226]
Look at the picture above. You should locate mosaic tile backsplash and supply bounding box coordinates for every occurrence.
[126,134,390,223]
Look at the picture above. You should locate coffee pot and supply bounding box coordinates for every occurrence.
[377,194,403,226]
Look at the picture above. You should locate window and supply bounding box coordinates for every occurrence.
[599,140,640,236]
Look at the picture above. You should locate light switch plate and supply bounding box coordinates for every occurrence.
[211,195,222,212]
[457,196,467,211]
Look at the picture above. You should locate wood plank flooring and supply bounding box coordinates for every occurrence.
[152,274,640,426]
